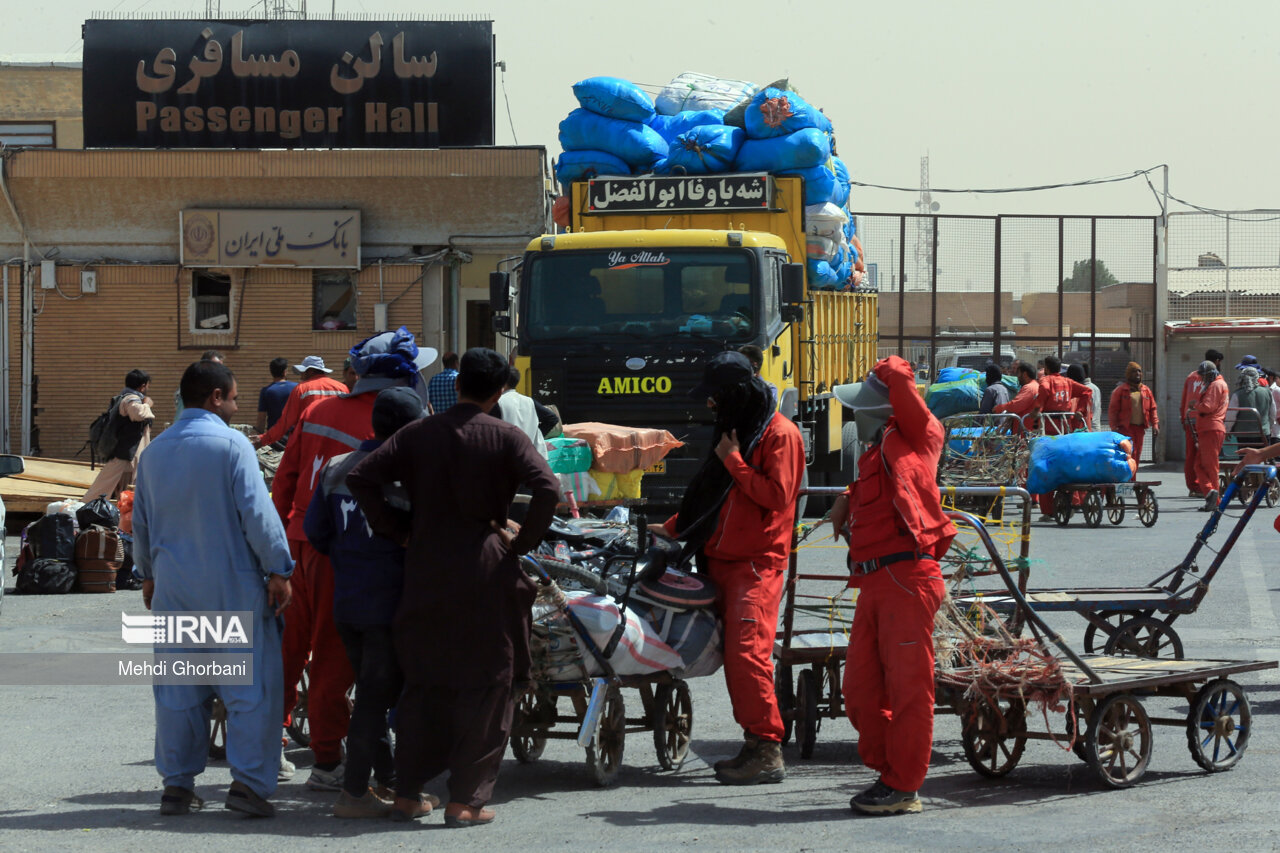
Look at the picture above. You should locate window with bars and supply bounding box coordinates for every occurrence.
[0,122,54,148]
[191,270,232,332]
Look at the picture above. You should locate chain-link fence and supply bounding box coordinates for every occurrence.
[859,213,1158,446]
[1168,211,1280,321]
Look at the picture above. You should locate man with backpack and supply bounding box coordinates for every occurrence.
[84,369,154,502]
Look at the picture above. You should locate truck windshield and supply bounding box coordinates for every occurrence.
[525,249,755,342]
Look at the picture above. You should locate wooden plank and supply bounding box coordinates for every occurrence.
[13,457,98,488]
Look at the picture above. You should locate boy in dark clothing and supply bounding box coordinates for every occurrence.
[303,386,426,819]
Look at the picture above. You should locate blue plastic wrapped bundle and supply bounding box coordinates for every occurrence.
[925,377,983,418]
[572,77,656,122]
[559,108,669,169]
[807,258,841,288]
[1025,431,1136,494]
[659,125,744,175]
[648,109,725,143]
[555,149,631,190]
[744,87,834,139]
[937,367,981,384]
[734,127,831,172]
[777,162,847,206]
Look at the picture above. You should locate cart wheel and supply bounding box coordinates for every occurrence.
[208,697,228,760]
[1082,490,1103,528]
[1083,611,1140,654]
[1104,616,1185,660]
[1064,702,1089,762]
[1238,476,1257,507]
[795,668,820,759]
[1136,487,1159,527]
[775,665,795,745]
[1106,492,1125,525]
[1186,678,1251,772]
[511,690,553,764]
[1086,693,1152,788]
[585,684,625,787]
[961,696,1027,777]
[652,679,693,771]
[1054,490,1072,526]
[1266,478,1279,509]
[287,667,311,748]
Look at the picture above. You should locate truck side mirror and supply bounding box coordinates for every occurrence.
[492,315,511,333]
[781,263,805,305]
[489,271,511,312]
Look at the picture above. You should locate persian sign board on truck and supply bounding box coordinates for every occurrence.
[584,175,774,215]
[180,209,361,269]
[82,19,494,149]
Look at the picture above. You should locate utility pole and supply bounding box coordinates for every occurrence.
[914,155,939,291]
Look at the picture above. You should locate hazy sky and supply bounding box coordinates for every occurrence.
[5,0,1278,217]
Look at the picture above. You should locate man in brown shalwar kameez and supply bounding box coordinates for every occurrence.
[347,347,558,827]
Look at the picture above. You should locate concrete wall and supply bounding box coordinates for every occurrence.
[0,65,84,149]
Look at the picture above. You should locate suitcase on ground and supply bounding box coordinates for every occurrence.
[74,526,124,593]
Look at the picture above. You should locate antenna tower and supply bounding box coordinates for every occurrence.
[913,154,939,290]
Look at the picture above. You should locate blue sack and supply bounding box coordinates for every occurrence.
[572,77,656,122]
[555,149,631,189]
[925,378,982,418]
[743,87,834,139]
[1025,431,1135,494]
[777,163,847,206]
[657,125,743,176]
[734,127,831,172]
[559,108,669,169]
[937,367,981,384]
[807,258,841,288]
[647,109,725,143]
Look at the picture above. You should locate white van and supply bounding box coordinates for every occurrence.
[934,345,1017,378]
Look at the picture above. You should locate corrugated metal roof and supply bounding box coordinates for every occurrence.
[7,147,548,179]
[1169,267,1280,296]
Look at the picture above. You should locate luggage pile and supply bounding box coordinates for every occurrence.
[546,423,683,503]
[13,494,137,594]
[555,72,864,289]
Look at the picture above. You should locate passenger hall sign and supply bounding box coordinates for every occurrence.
[82,19,494,148]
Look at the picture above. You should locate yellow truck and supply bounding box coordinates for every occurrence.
[489,173,877,509]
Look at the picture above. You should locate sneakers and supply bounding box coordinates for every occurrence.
[278,754,296,782]
[306,763,345,792]
[159,786,203,816]
[1200,489,1219,512]
[714,738,785,785]
[225,780,275,818]
[850,779,921,816]
[712,737,756,774]
[333,789,394,819]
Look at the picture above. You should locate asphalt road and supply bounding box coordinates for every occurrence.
[2,463,1279,852]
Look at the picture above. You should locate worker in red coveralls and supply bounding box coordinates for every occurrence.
[1190,359,1229,511]
[650,351,803,786]
[1033,353,1093,516]
[827,355,956,816]
[1181,349,1223,496]
[273,327,437,793]
[993,360,1040,431]
[1108,362,1159,464]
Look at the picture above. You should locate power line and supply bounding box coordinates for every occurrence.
[851,166,1163,195]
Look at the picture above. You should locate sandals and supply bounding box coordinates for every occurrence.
[388,794,438,822]
[443,803,495,828]
[225,780,275,818]
[159,786,203,816]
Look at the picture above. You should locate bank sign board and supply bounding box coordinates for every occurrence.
[180,209,360,268]
[82,19,494,149]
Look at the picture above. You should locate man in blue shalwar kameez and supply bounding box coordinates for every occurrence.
[134,360,294,817]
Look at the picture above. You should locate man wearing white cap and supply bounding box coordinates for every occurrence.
[272,328,437,793]
[253,355,348,450]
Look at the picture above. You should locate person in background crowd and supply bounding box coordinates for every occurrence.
[739,345,765,375]
[651,351,804,786]
[978,363,1009,414]
[1224,366,1273,453]
[994,360,1040,430]
[84,369,154,501]
[1236,354,1269,387]
[1079,363,1103,431]
[1065,364,1095,430]
[348,348,559,826]
[828,355,956,816]
[135,360,293,818]
[304,386,427,819]
[1035,359,1046,379]
[1182,349,1224,496]
[1035,354,1092,516]
[1264,368,1280,440]
[427,351,460,415]
[1190,360,1229,511]
[342,357,358,392]
[1108,362,1159,464]
[495,367,550,461]
[173,350,223,419]
[252,356,347,450]
[256,358,297,435]
[274,329,437,794]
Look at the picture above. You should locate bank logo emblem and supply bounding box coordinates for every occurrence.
[122,611,252,648]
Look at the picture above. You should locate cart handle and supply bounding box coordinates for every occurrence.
[944,509,1103,684]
